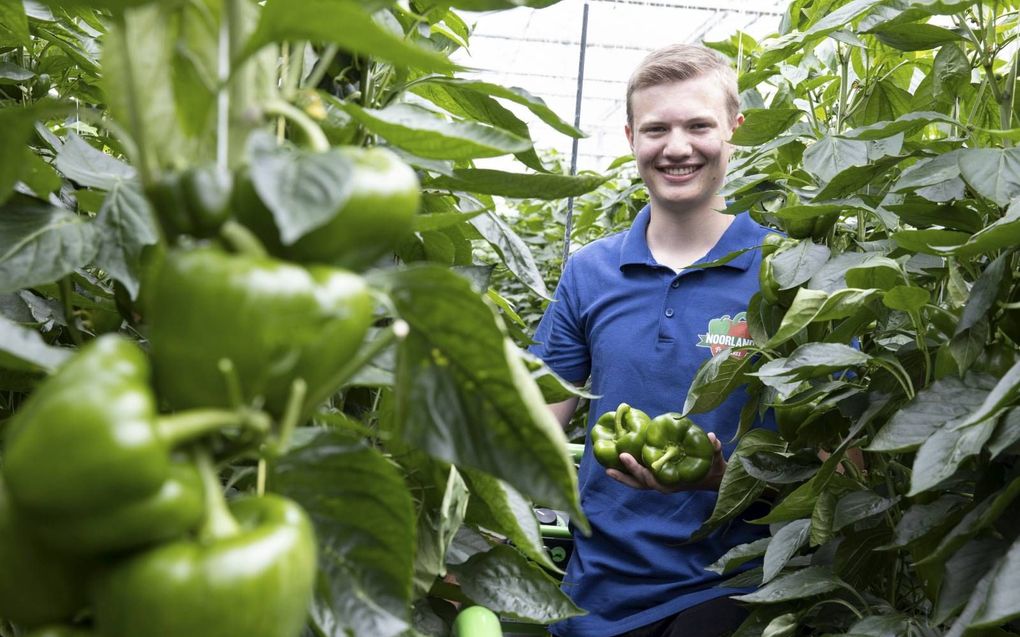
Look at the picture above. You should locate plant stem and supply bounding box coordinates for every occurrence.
[262,98,330,152]
[157,407,269,447]
[303,44,340,90]
[58,277,84,346]
[195,449,241,541]
[219,219,269,258]
[112,12,154,187]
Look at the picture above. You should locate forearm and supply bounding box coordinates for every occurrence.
[548,396,580,429]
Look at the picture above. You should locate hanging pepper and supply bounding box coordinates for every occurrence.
[591,403,651,470]
[639,413,715,485]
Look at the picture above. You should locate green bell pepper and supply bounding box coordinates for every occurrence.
[145,247,374,419]
[0,480,89,627]
[452,606,503,637]
[2,335,266,519]
[591,403,651,470]
[234,145,420,271]
[146,164,233,240]
[639,413,714,485]
[92,455,317,637]
[30,459,204,557]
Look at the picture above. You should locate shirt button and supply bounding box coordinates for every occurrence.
[665,308,675,318]
[670,280,680,288]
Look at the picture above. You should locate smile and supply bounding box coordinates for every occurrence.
[660,165,700,176]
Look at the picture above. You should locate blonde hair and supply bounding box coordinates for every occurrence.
[626,44,739,126]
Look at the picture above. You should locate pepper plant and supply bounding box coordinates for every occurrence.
[0,0,606,635]
[676,0,1020,635]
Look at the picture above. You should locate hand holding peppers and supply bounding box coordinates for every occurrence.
[592,404,723,492]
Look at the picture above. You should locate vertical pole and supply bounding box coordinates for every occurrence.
[562,1,589,271]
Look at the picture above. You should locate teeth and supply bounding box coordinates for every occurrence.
[662,166,698,176]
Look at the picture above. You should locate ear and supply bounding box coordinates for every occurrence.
[732,113,745,132]
[625,124,634,150]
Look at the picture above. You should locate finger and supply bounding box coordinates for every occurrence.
[606,468,643,489]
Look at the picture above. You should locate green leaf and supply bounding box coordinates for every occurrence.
[882,285,929,312]
[923,476,1020,570]
[244,0,456,73]
[948,200,1020,258]
[763,519,811,583]
[739,450,821,484]
[0,61,33,82]
[447,544,583,623]
[732,566,846,603]
[387,266,584,527]
[343,103,531,160]
[771,240,831,291]
[427,169,605,199]
[413,77,584,138]
[461,470,557,572]
[93,181,160,300]
[247,141,355,244]
[413,466,469,595]
[0,201,98,294]
[871,22,964,50]
[844,257,903,291]
[683,348,757,417]
[707,538,771,575]
[869,373,997,452]
[958,147,1020,207]
[0,101,68,204]
[884,494,968,549]
[936,537,1009,624]
[843,111,959,140]
[989,408,1020,458]
[0,0,32,48]
[694,428,783,541]
[766,288,879,348]
[803,136,869,183]
[892,228,972,255]
[909,419,997,496]
[969,536,1020,628]
[54,133,136,191]
[956,254,1008,335]
[953,361,1020,429]
[757,343,871,381]
[932,42,970,102]
[813,155,905,200]
[833,491,898,531]
[0,314,72,372]
[469,210,550,299]
[272,430,416,637]
[730,109,803,146]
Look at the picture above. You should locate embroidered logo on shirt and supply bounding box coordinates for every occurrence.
[697,312,753,358]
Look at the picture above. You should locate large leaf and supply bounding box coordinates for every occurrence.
[870,22,963,50]
[953,361,1020,429]
[707,538,771,575]
[909,418,998,495]
[54,133,136,190]
[247,141,355,244]
[683,348,757,417]
[958,147,1020,207]
[883,494,968,549]
[244,0,456,72]
[427,169,606,199]
[0,314,72,372]
[762,519,811,583]
[461,469,557,571]
[732,566,846,603]
[694,428,783,540]
[731,109,803,146]
[0,201,98,294]
[803,136,869,183]
[272,430,416,637]
[770,241,831,291]
[766,288,879,348]
[469,210,550,299]
[948,200,1020,258]
[843,111,959,140]
[970,536,1020,628]
[447,544,583,623]
[873,370,999,450]
[387,266,584,526]
[93,181,159,300]
[935,537,1010,624]
[342,103,531,160]
[0,0,31,48]
[0,101,68,204]
[413,77,584,138]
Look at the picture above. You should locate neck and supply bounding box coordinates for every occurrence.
[645,196,733,271]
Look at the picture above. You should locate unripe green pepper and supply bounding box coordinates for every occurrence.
[639,413,714,485]
[234,146,420,271]
[591,403,651,470]
[0,480,89,627]
[2,335,265,519]
[92,482,317,637]
[783,212,838,240]
[453,606,502,637]
[30,460,204,557]
[146,247,374,419]
[146,165,233,240]
[24,626,94,637]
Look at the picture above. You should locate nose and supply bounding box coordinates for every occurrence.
[662,129,692,158]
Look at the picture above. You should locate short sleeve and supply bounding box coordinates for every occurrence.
[528,257,591,383]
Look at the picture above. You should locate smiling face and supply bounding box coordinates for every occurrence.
[625,75,742,217]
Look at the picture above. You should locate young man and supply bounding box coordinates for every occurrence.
[529,44,775,637]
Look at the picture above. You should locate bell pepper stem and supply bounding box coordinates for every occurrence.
[219,219,269,259]
[614,404,629,437]
[195,450,241,541]
[157,408,270,449]
[650,446,680,472]
[218,358,245,409]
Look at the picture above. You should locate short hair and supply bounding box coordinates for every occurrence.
[625,44,740,126]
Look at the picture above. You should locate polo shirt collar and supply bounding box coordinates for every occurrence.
[619,204,758,272]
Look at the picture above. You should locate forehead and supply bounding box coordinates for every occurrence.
[630,76,731,124]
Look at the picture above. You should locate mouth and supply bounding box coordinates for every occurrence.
[659,165,701,177]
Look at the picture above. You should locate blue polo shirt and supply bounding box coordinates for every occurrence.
[530,206,773,637]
